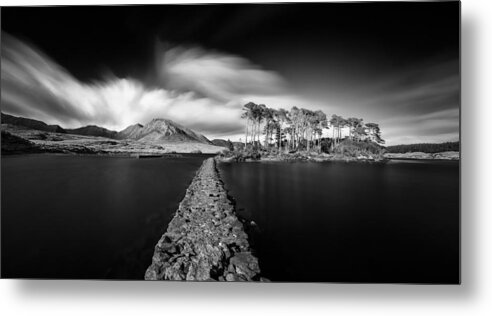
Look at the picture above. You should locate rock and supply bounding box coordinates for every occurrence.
[432,151,460,160]
[230,252,260,280]
[145,158,262,281]
[384,151,459,160]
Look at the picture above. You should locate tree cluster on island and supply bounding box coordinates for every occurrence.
[238,102,385,159]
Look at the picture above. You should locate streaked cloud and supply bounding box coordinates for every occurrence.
[381,108,459,146]
[158,44,288,102]
[1,32,459,145]
[1,33,291,136]
[318,59,460,146]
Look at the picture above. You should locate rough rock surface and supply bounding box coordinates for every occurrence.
[145,158,261,281]
[384,151,459,160]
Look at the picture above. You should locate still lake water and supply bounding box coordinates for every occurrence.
[219,160,459,283]
[1,154,207,279]
[2,155,459,283]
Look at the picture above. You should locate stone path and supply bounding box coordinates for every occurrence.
[145,158,262,281]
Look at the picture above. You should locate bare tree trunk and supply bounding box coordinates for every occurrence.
[293,127,296,150]
[289,131,293,151]
[245,117,248,147]
[251,120,255,149]
[256,121,260,149]
[277,126,280,149]
[307,129,310,152]
[335,126,338,146]
[258,122,261,149]
[253,121,257,149]
[265,124,269,148]
[332,126,334,148]
[337,126,340,145]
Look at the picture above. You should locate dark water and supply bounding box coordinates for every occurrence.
[1,154,207,279]
[219,160,460,283]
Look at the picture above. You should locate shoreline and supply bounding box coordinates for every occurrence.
[1,150,460,162]
[0,152,216,159]
[217,150,460,163]
[384,151,459,160]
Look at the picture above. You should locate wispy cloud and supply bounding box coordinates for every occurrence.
[1,33,459,144]
[158,44,288,101]
[1,33,292,137]
[381,108,459,145]
[351,60,460,145]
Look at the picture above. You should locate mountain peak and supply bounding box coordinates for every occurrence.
[116,118,211,144]
[66,125,117,138]
[2,112,212,145]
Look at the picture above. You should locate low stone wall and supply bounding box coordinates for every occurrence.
[145,158,262,281]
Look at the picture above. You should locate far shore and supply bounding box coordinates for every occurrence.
[384,151,459,160]
[217,150,460,163]
[2,123,459,162]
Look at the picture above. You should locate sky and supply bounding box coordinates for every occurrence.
[1,2,460,145]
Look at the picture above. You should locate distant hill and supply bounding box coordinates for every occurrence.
[116,118,212,144]
[1,113,66,133]
[66,125,118,139]
[2,113,213,145]
[211,139,229,147]
[386,141,459,154]
[212,139,244,150]
[1,113,226,154]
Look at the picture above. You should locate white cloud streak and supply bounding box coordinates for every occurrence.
[1,33,459,145]
[381,108,459,146]
[159,45,288,102]
[1,33,292,136]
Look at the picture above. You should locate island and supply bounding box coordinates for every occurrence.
[1,110,459,162]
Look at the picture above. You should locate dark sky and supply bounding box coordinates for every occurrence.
[1,2,460,144]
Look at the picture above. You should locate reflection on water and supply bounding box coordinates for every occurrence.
[1,154,207,279]
[219,160,459,283]
[1,155,459,282]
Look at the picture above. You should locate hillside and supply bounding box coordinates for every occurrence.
[1,113,224,154]
[2,112,212,145]
[116,119,211,144]
[116,124,144,140]
[1,113,66,133]
[1,130,41,154]
[211,139,230,147]
[212,139,245,150]
[66,125,118,139]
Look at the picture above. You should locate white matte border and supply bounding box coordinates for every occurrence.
[1,0,491,316]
